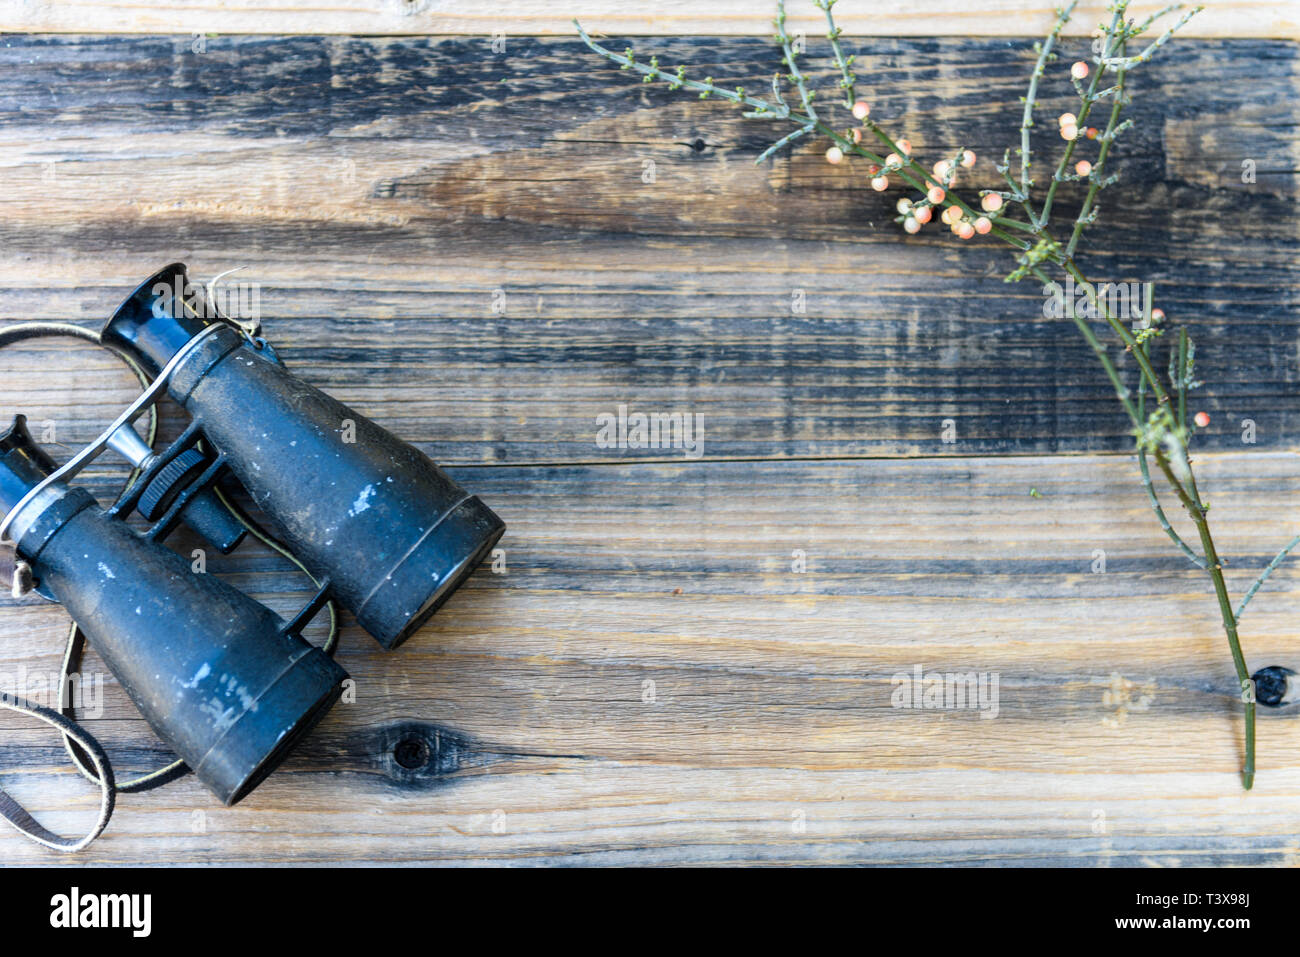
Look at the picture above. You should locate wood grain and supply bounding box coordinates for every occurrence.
[0,35,1295,461]
[0,32,1296,865]
[1,450,1299,864]
[1,0,1293,40]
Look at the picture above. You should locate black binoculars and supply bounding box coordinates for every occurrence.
[0,264,505,806]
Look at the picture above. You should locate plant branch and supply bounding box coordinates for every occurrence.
[1237,535,1300,622]
[814,0,857,108]
[1019,1,1077,224]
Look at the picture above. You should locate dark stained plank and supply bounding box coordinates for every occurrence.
[0,35,1295,461]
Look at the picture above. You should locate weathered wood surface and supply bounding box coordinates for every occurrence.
[1,0,1293,39]
[1,451,1300,865]
[0,34,1296,460]
[0,33,1296,864]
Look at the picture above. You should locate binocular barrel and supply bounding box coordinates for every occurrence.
[102,263,505,650]
[0,416,347,805]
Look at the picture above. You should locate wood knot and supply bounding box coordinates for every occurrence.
[376,722,473,785]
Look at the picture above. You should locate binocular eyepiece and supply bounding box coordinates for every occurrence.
[0,263,506,811]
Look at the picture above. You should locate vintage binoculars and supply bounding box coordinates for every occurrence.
[0,264,505,806]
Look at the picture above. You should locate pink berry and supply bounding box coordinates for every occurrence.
[957,222,975,239]
[960,149,976,168]
[974,217,992,234]
[927,186,945,204]
[903,216,921,234]
[1075,160,1092,176]
[1058,112,1077,128]
[1071,61,1089,80]
[852,101,871,120]
[941,205,960,225]
[1060,124,1078,141]
[1194,411,1210,428]
[981,193,1003,212]
[933,159,950,177]
[826,146,844,164]
[896,139,912,155]
[913,205,932,224]
[1151,308,1166,322]
[1086,127,1099,140]
[886,152,902,167]
[871,176,889,191]
[896,197,913,214]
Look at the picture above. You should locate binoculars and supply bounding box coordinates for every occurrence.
[0,263,504,806]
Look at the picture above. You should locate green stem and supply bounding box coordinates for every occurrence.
[1063,55,1128,257]
[814,0,857,108]
[1019,1,1077,220]
[1040,6,1124,229]
[1137,350,1206,569]
[1237,535,1300,622]
[1152,452,1255,789]
[1177,327,1188,430]
[1063,258,1171,408]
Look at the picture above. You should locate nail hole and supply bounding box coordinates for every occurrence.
[691,138,706,153]
[393,733,430,769]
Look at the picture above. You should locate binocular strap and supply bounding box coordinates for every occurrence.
[0,321,157,852]
[0,690,114,852]
[0,317,341,853]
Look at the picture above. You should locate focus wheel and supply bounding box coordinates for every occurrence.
[138,449,208,520]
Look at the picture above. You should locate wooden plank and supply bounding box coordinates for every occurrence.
[0,34,1296,462]
[0,32,1297,866]
[0,451,1298,864]
[1,1,1293,40]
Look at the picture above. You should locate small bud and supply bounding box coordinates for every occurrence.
[1194,411,1210,428]
[981,193,1003,213]
[913,205,932,224]
[851,100,871,120]
[1085,127,1099,139]
[903,216,921,234]
[957,222,975,239]
[896,138,912,155]
[1071,61,1089,80]
[960,149,976,168]
[1075,160,1092,177]
[826,146,844,164]
[927,186,945,204]
[974,216,992,234]
[870,175,889,191]
[896,197,913,214]
[1060,124,1078,141]
[1058,112,1077,128]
